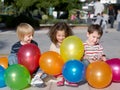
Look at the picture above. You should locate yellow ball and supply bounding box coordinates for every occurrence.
[60,36,84,62]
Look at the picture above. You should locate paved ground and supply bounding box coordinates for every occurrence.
[0,24,120,90]
[0,25,120,59]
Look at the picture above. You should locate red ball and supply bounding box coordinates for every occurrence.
[18,43,41,74]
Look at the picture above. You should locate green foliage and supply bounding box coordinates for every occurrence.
[0,17,2,22]
[0,14,39,28]
[40,18,60,24]
[36,0,59,8]
[15,0,38,14]
[2,0,86,28]
[5,0,81,15]
[5,15,15,27]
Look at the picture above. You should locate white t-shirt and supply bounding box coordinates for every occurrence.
[49,43,60,54]
[94,1,104,16]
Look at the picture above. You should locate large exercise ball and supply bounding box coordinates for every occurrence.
[4,64,31,90]
[39,51,64,75]
[60,36,84,62]
[106,58,120,82]
[18,43,41,74]
[62,60,86,83]
[86,61,112,88]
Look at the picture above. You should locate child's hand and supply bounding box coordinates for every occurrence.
[92,55,106,62]
[99,55,106,61]
[92,56,98,61]
[100,55,106,61]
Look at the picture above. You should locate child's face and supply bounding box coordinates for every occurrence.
[56,30,65,44]
[22,33,33,44]
[87,31,101,46]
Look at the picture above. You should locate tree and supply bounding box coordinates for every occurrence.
[4,0,82,15]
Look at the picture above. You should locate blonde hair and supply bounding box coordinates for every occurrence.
[16,23,34,41]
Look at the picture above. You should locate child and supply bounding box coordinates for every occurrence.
[70,13,76,21]
[116,9,120,31]
[8,23,38,65]
[48,21,78,87]
[93,13,103,26]
[8,23,46,88]
[83,24,106,63]
[108,4,115,28]
[101,12,109,31]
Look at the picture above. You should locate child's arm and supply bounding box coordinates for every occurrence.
[91,54,106,62]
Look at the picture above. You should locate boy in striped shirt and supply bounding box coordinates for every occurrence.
[83,24,106,63]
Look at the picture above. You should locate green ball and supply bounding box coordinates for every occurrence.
[4,64,31,90]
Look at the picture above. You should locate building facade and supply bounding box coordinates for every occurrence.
[100,0,120,4]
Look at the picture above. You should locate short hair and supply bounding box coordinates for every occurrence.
[16,23,34,41]
[48,21,73,44]
[88,24,103,37]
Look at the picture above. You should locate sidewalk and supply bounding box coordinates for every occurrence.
[0,25,119,58]
[0,25,120,90]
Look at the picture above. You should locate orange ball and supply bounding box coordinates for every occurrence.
[0,57,8,69]
[39,51,64,75]
[86,61,112,89]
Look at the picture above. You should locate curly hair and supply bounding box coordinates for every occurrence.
[48,21,73,44]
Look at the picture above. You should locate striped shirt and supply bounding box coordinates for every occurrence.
[83,42,104,63]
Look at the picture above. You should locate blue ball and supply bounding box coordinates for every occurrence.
[0,65,6,88]
[62,60,86,83]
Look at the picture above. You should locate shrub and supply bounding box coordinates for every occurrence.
[1,14,40,28]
